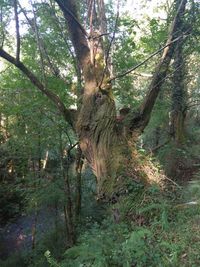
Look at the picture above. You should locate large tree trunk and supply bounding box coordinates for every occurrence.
[55,0,187,196]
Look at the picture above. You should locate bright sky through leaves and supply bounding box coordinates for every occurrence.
[0,0,170,71]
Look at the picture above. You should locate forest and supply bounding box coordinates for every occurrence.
[0,0,200,266]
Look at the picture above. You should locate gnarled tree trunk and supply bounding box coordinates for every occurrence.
[55,0,188,196]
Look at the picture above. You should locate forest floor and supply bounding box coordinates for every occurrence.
[1,164,200,266]
[0,209,58,260]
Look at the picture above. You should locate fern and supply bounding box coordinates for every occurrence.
[44,251,60,267]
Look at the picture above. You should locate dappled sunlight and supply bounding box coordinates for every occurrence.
[0,0,200,265]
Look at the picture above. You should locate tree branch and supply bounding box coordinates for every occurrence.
[110,33,187,82]
[99,0,119,88]
[0,6,5,48]
[127,0,188,134]
[19,2,61,78]
[185,102,200,111]
[55,0,88,37]
[150,139,170,153]
[0,48,75,127]
[48,3,82,94]
[13,0,20,62]
[55,0,92,92]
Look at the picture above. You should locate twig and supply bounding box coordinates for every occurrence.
[132,72,153,78]
[150,140,170,153]
[68,142,79,153]
[164,176,182,188]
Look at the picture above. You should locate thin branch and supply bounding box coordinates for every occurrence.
[0,48,74,127]
[164,175,182,188]
[0,65,11,74]
[0,6,5,48]
[127,0,189,133]
[99,0,119,88]
[133,72,153,78]
[48,3,82,90]
[150,139,170,153]
[185,102,200,111]
[93,32,111,39]
[110,33,189,82]
[19,2,60,78]
[55,0,90,80]
[30,0,47,86]
[68,141,79,152]
[186,99,200,106]
[13,0,20,62]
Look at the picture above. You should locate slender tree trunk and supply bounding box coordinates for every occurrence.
[54,201,59,239]
[75,145,83,220]
[59,130,75,246]
[31,205,38,250]
[31,160,38,250]
[169,39,187,145]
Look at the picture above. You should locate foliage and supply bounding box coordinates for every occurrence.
[0,0,200,266]
[40,183,200,267]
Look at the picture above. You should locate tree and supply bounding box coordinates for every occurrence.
[0,0,189,196]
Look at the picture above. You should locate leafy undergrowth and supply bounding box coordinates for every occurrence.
[44,182,200,267]
[2,179,200,267]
